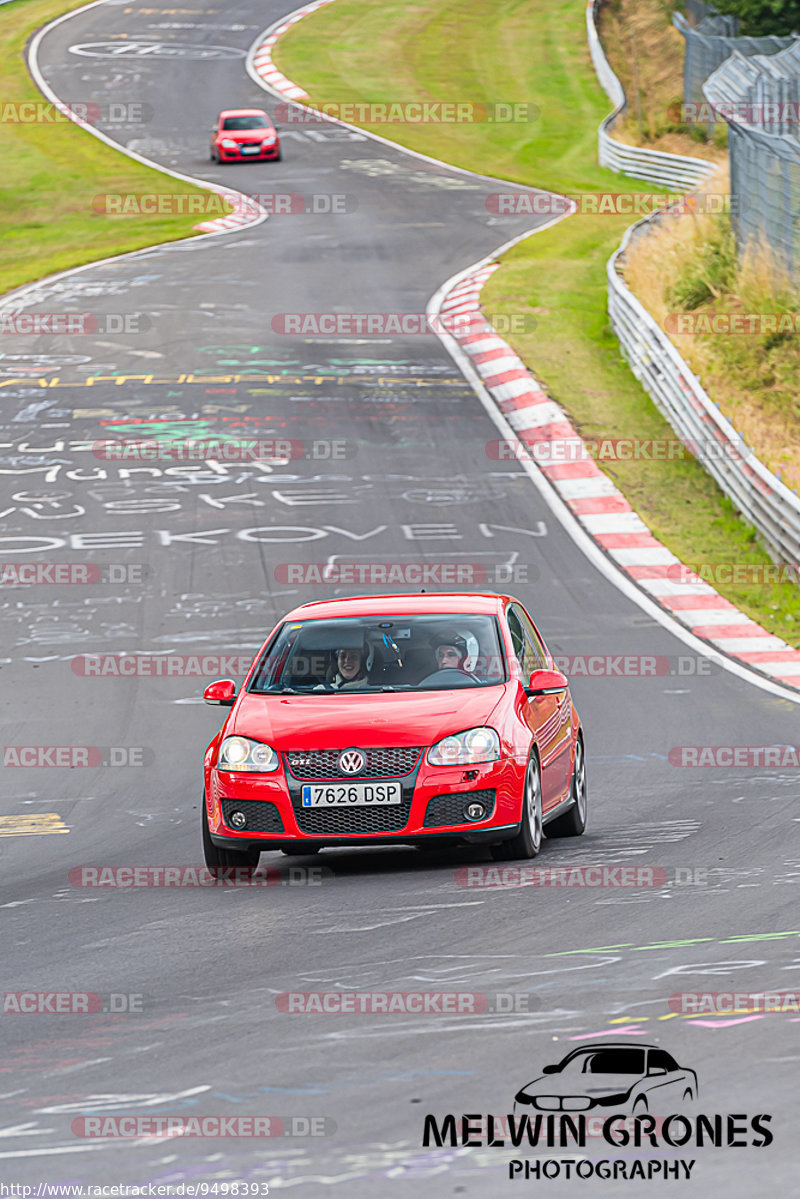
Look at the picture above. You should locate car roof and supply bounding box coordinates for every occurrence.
[561,1043,660,1053]
[281,593,510,621]
[218,109,269,117]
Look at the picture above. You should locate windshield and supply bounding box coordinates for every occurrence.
[249,614,507,694]
[560,1049,646,1076]
[222,116,269,130]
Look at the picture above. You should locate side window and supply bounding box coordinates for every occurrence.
[506,608,525,668]
[509,604,547,674]
[648,1050,673,1073]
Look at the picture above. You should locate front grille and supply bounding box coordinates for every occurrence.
[221,799,284,834]
[423,789,496,828]
[284,747,422,781]
[293,801,412,835]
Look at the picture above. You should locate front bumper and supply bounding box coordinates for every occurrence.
[206,753,523,848]
[216,143,280,161]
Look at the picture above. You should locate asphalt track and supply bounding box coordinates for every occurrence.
[0,0,798,1193]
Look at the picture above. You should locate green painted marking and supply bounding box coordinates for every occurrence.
[543,933,799,958]
[544,944,635,957]
[718,931,800,943]
[630,938,715,951]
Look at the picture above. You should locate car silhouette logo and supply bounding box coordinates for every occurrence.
[338,749,366,775]
[514,1042,698,1116]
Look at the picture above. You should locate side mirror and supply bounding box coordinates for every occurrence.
[542,1064,559,1075]
[204,679,236,706]
[525,669,568,697]
[648,1066,668,1076]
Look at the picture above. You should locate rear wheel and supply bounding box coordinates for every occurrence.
[546,736,587,837]
[491,753,542,860]
[202,800,260,876]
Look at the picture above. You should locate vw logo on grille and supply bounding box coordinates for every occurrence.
[338,748,366,775]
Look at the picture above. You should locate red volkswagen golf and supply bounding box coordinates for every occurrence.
[201,593,586,872]
[209,108,281,163]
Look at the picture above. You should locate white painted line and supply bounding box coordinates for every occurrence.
[639,579,720,597]
[553,476,621,500]
[507,402,566,430]
[580,512,649,535]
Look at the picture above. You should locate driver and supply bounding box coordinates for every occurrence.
[432,631,478,677]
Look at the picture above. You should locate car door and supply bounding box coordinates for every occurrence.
[507,604,565,812]
[643,1049,686,1109]
[514,603,573,807]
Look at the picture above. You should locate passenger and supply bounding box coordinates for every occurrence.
[329,646,369,690]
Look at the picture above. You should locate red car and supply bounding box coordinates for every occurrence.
[201,593,586,873]
[210,108,281,163]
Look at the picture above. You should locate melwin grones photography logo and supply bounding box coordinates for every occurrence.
[421,1042,773,1183]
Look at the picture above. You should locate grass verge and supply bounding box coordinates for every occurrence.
[0,0,223,299]
[276,0,800,646]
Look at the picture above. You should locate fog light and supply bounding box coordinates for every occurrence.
[229,810,247,830]
[465,802,486,821]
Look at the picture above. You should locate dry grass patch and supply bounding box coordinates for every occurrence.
[598,0,726,164]
[623,166,800,493]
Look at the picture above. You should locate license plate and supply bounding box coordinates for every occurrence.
[301,782,402,808]
[240,146,260,154]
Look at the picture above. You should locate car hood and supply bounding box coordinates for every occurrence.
[230,687,504,749]
[518,1073,638,1099]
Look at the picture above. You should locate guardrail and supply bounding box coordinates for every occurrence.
[586,0,716,189]
[607,219,800,570]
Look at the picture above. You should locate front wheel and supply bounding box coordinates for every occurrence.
[491,753,542,860]
[546,736,587,837]
[202,800,260,876]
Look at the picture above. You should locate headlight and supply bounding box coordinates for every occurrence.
[427,727,501,766]
[262,134,277,145]
[218,736,279,773]
[220,138,238,149]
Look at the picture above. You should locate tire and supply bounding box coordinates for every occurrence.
[546,735,587,838]
[490,753,543,860]
[280,845,320,856]
[202,800,260,876]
